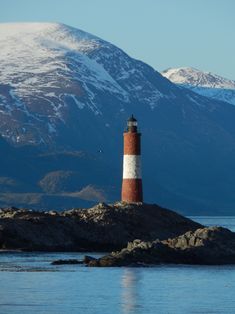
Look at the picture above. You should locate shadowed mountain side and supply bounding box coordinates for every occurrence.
[0,137,121,208]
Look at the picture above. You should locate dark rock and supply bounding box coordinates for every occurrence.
[0,202,202,251]
[51,259,83,265]
[87,226,235,266]
[83,255,98,265]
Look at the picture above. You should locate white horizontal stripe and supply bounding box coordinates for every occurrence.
[123,155,142,179]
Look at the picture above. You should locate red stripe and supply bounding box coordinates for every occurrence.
[121,179,143,202]
[123,132,141,155]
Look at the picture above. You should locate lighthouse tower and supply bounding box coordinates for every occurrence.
[121,115,143,203]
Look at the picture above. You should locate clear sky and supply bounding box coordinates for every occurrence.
[1,0,235,79]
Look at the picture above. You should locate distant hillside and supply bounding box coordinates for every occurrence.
[162,67,235,105]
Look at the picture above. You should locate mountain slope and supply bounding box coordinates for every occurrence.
[0,22,177,148]
[2,23,235,214]
[161,67,235,105]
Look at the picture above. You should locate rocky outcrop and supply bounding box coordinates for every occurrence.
[86,226,235,266]
[0,202,201,251]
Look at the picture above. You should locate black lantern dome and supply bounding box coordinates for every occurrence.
[127,114,138,132]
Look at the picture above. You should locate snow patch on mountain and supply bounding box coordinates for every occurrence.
[0,23,128,101]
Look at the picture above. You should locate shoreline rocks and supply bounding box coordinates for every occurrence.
[0,202,202,252]
[85,226,235,266]
[4,203,235,265]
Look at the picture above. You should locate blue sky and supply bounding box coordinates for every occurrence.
[1,0,235,79]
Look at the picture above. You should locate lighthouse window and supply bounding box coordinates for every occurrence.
[128,121,137,127]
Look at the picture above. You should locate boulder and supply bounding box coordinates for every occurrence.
[86,227,235,266]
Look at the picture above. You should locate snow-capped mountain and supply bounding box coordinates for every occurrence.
[0,22,178,147]
[2,23,235,214]
[161,67,235,105]
[0,23,223,150]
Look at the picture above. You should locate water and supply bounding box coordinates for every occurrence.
[1,217,235,314]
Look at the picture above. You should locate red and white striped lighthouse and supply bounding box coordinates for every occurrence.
[121,115,143,203]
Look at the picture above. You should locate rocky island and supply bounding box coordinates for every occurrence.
[1,202,235,265]
[0,202,201,251]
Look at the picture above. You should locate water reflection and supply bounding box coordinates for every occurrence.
[121,268,142,314]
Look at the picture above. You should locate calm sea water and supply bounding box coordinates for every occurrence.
[1,216,235,314]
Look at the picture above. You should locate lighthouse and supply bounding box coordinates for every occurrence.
[121,115,143,203]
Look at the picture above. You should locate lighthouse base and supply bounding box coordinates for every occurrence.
[121,179,143,203]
